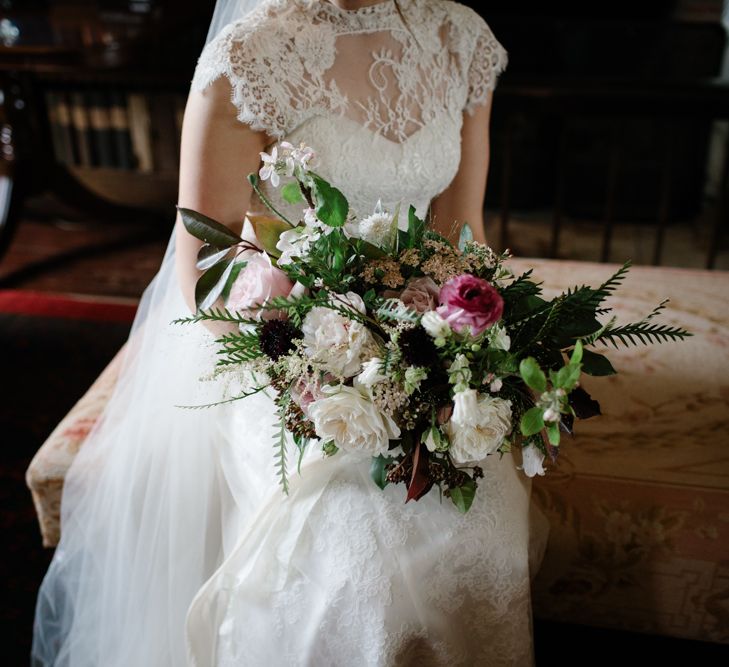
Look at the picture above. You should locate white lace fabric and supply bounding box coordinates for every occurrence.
[190,0,509,220]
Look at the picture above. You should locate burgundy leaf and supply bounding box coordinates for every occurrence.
[405,442,433,502]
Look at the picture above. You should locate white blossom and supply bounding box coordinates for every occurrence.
[520,443,546,477]
[444,389,512,463]
[421,310,451,339]
[447,353,472,393]
[258,146,280,187]
[489,324,511,351]
[357,357,388,388]
[346,200,393,247]
[275,225,320,265]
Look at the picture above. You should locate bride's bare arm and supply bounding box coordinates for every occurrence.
[429,93,494,246]
[175,76,270,333]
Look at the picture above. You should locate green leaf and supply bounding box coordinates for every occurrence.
[247,214,293,258]
[449,478,477,513]
[357,239,388,259]
[406,205,425,247]
[221,260,248,302]
[196,244,232,271]
[370,455,393,490]
[387,201,402,253]
[312,174,348,227]
[580,348,617,376]
[178,206,242,247]
[281,181,304,204]
[519,357,547,393]
[520,406,545,437]
[195,254,235,312]
[553,363,582,391]
[570,339,583,364]
[546,421,561,446]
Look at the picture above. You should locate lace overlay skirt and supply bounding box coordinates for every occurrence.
[186,389,551,666]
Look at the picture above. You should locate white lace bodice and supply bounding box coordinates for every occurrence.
[190,0,508,220]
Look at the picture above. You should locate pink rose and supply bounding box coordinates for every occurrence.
[382,276,440,313]
[226,252,295,320]
[436,274,503,336]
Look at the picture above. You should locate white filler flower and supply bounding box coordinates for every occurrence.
[357,357,388,388]
[308,383,400,456]
[349,200,393,247]
[421,311,451,339]
[445,389,512,463]
[520,443,546,477]
[276,225,320,265]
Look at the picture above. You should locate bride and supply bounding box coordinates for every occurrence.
[32,0,551,665]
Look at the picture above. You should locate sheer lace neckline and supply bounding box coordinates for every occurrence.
[296,0,411,30]
[319,0,401,16]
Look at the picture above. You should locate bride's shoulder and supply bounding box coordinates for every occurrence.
[432,1,501,44]
[194,0,307,63]
[189,1,314,137]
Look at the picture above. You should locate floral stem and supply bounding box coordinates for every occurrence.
[247,174,296,227]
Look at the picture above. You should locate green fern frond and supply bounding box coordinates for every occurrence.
[174,384,270,409]
[214,331,263,364]
[501,270,542,300]
[376,298,419,323]
[580,315,618,346]
[172,306,258,326]
[273,411,289,495]
[595,321,692,349]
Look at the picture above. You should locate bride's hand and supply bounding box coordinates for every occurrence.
[174,75,272,336]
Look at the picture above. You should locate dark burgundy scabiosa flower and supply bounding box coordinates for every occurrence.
[260,319,301,361]
[398,325,438,368]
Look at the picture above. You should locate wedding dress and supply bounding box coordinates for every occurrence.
[32,1,551,665]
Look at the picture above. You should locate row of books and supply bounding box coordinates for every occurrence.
[45,87,185,173]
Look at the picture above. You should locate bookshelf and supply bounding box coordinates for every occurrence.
[0,0,214,260]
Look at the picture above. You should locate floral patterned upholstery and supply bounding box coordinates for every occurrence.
[26,345,127,547]
[25,258,729,643]
[508,259,729,645]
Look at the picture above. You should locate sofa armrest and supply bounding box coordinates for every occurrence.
[26,343,127,547]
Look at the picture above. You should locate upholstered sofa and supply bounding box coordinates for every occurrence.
[26,258,729,644]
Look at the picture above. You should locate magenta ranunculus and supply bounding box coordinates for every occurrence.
[226,252,295,320]
[435,273,503,336]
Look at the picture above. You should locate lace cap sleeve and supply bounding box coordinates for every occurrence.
[189,17,289,139]
[463,13,509,115]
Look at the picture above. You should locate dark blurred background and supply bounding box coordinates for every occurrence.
[1,1,728,664]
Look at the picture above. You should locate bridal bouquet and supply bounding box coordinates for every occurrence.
[174,142,691,512]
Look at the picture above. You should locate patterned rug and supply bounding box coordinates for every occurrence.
[0,290,136,663]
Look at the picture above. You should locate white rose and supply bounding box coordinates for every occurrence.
[445,389,512,463]
[308,384,400,456]
[301,292,376,377]
[357,357,387,387]
[520,443,546,477]
[421,311,450,339]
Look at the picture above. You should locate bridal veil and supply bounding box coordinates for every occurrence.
[31,1,272,665]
